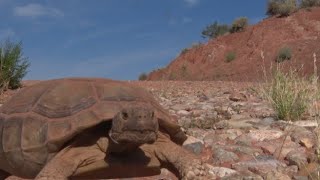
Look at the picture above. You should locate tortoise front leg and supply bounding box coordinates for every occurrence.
[35,137,108,180]
[151,133,206,180]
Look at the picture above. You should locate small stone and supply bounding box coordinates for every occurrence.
[234,134,253,146]
[274,147,305,160]
[247,130,284,141]
[293,120,318,127]
[259,143,277,154]
[214,120,230,129]
[282,165,299,175]
[232,155,286,175]
[222,172,264,180]
[264,170,291,180]
[171,104,189,111]
[230,114,250,120]
[290,128,315,144]
[298,162,320,178]
[299,137,314,149]
[229,92,247,102]
[293,175,309,180]
[197,93,209,102]
[224,129,243,140]
[212,148,239,165]
[227,118,260,129]
[285,150,308,170]
[186,128,209,140]
[261,117,275,125]
[191,109,204,117]
[177,110,191,116]
[183,136,204,155]
[201,104,214,111]
[207,166,238,178]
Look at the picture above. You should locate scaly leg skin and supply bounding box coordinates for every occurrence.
[151,133,207,180]
[35,136,108,180]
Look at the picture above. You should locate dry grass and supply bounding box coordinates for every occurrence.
[260,51,320,178]
[260,51,319,121]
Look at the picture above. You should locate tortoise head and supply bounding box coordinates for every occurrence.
[109,106,159,146]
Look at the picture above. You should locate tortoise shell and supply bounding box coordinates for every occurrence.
[0,78,186,177]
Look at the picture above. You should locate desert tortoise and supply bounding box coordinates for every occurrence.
[0,78,206,179]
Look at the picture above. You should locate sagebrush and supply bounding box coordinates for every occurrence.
[0,40,30,93]
[201,21,229,39]
[225,51,236,62]
[267,0,297,17]
[230,17,248,33]
[276,46,292,62]
[138,73,148,81]
[300,0,320,8]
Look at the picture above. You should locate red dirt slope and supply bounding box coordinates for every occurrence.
[148,7,320,81]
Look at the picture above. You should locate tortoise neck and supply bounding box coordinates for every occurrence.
[107,137,141,154]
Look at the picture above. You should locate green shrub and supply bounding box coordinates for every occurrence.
[225,51,236,62]
[267,0,297,17]
[263,68,310,121]
[230,17,248,33]
[276,47,292,62]
[191,42,202,48]
[181,48,189,55]
[168,72,176,80]
[138,73,148,81]
[0,40,30,93]
[300,0,320,8]
[201,21,230,39]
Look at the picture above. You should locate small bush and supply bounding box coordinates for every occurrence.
[267,0,297,17]
[230,17,248,33]
[276,47,292,62]
[225,51,236,62]
[0,40,30,93]
[264,67,310,121]
[181,48,189,55]
[191,42,202,48]
[168,72,176,80]
[202,21,230,39]
[138,73,148,81]
[300,0,320,8]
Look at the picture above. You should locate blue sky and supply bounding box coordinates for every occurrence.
[0,0,267,80]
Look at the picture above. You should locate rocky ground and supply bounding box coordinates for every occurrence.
[133,81,320,180]
[3,81,320,180]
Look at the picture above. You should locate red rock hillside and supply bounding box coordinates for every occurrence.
[148,7,320,81]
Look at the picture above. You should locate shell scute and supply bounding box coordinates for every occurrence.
[33,81,96,118]
[96,83,145,101]
[1,81,53,114]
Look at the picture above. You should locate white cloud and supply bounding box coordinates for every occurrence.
[184,0,200,7]
[13,3,64,18]
[0,28,15,40]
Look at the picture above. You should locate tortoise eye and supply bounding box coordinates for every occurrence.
[151,112,154,118]
[122,112,128,120]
